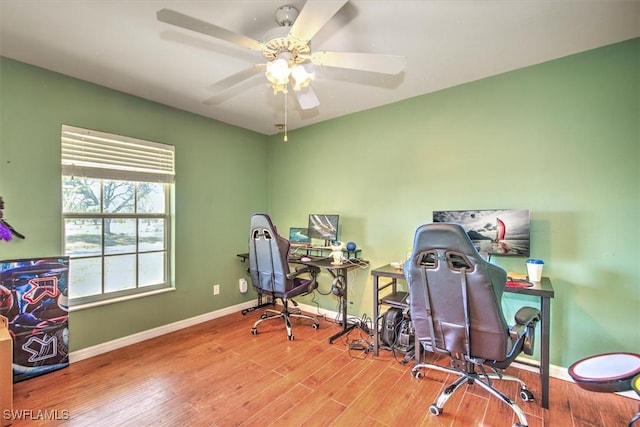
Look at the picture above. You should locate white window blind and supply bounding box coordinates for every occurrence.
[61,125,175,183]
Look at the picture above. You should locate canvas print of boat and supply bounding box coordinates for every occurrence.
[432,209,530,257]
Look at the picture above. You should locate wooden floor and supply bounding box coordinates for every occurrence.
[9,309,639,427]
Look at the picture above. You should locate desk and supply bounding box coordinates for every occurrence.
[237,252,368,343]
[298,257,369,344]
[370,264,555,409]
[504,276,555,410]
[237,246,362,262]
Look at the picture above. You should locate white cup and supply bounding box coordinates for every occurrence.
[526,259,544,282]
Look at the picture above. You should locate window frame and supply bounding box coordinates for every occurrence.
[61,125,175,307]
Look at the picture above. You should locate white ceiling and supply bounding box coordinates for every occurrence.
[1,1,638,136]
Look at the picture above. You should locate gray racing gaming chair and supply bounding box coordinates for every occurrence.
[248,213,320,340]
[404,223,540,427]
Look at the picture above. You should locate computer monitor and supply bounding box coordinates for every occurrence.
[432,209,530,257]
[288,227,310,246]
[307,214,339,244]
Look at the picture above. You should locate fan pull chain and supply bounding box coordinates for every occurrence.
[284,91,288,142]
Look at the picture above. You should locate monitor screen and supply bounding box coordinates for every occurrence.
[307,214,339,243]
[432,209,530,256]
[288,227,310,245]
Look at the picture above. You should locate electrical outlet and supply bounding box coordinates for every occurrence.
[213,284,220,295]
[239,278,248,293]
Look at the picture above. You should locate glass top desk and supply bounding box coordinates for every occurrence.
[370,264,555,409]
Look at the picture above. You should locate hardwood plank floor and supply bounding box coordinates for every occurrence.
[7,309,639,426]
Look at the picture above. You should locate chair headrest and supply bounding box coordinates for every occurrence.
[412,223,483,260]
[250,213,276,234]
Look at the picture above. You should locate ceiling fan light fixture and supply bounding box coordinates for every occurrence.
[291,64,314,91]
[265,58,291,86]
[157,2,405,117]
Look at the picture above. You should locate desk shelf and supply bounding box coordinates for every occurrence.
[371,266,412,356]
[371,264,408,336]
[289,246,362,260]
[239,248,363,263]
[381,291,409,309]
[373,264,406,304]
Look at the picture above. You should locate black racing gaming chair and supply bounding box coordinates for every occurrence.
[404,223,541,427]
[248,213,320,340]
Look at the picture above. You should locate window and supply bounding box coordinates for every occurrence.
[61,125,175,306]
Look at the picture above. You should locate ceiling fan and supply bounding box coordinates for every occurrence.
[156,0,407,111]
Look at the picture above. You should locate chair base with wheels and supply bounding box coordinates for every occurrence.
[250,298,319,341]
[411,357,534,427]
[568,352,640,427]
[404,223,541,427]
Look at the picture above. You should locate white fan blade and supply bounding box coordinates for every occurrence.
[309,51,407,75]
[294,85,320,110]
[289,0,348,42]
[157,9,265,52]
[204,65,265,105]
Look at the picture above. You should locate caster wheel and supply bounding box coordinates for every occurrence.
[288,335,295,341]
[519,389,534,401]
[312,323,320,330]
[428,404,442,416]
[260,313,268,319]
[411,369,423,379]
[250,328,258,335]
[513,423,527,427]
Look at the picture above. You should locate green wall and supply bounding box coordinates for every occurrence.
[0,57,268,351]
[268,38,640,367]
[1,38,638,368]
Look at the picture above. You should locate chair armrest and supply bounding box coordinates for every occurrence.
[510,306,540,356]
[289,265,321,293]
[514,307,541,326]
[287,265,320,280]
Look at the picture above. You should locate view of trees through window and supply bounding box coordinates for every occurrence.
[62,177,169,303]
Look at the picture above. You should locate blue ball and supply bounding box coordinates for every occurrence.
[346,242,356,251]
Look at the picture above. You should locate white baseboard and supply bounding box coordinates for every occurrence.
[512,357,572,382]
[68,300,640,402]
[69,300,257,363]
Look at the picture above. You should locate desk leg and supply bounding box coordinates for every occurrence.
[373,275,380,356]
[328,268,356,344]
[241,293,274,315]
[241,300,272,315]
[328,322,357,343]
[540,296,551,409]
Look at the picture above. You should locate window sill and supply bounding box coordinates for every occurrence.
[69,287,175,312]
